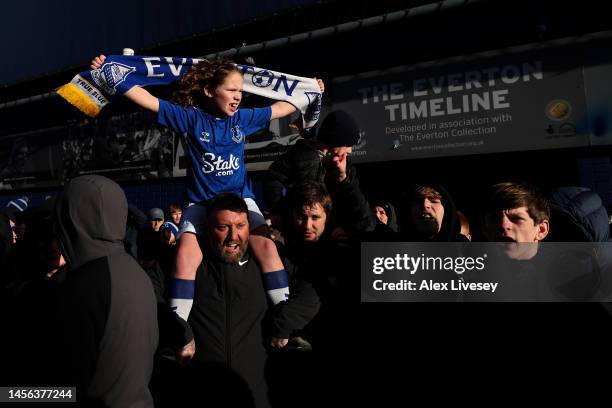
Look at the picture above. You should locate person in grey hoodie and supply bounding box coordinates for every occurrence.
[53,175,158,407]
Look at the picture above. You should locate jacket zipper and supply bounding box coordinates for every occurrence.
[224,264,232,368]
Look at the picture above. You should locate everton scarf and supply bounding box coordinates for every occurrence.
[57,55,322,129]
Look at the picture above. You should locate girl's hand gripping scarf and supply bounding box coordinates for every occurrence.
[57,55,322,129]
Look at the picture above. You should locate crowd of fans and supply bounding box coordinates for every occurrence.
[1,110,612,407]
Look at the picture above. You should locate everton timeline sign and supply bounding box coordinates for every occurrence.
[329,43,606,164]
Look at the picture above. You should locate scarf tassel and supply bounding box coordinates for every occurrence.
[56,83,101,117]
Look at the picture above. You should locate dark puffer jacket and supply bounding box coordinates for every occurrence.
[547,186,612,300]
[264,139,325,213]
[264,139,374,236]
[548,186,610,242]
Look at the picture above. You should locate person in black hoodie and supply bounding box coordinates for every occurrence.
[0,209,12,285]
[0,209,15,386]
[52,175,158,407]
[369,200,399,241]
[373,200,398,232]
[2,200,69,386]
[401,183,467,242]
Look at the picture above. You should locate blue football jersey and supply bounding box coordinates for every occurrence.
[158,99,271,203]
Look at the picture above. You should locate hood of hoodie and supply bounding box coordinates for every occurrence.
[374,200,398,232]
[548,186,610,242]
[55,175,128,269]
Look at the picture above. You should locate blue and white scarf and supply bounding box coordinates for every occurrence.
[57,55,322,129]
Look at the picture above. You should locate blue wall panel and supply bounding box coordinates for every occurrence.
[1,174,267,218]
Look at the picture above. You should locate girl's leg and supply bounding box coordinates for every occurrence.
[246,198,290,304]
[250,227,284,271]
[169,205,205,321]
[173,232,203,279]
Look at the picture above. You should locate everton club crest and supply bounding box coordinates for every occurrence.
[91,62,136,95]
[231,125,244,143]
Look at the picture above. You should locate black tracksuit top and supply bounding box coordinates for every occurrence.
[189,254,270,406]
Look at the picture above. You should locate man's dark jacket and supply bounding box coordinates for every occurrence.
[264,139,325,213]
[188,250,319,408]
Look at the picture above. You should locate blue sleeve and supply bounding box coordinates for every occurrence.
[237,106,272,139]
[157,99,195,134]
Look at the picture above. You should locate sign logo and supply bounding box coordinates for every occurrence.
[91,62,136,95]
[200,131,210,142]
[546,99,572,121]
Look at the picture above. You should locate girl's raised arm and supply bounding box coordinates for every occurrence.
[90,54,160,113]
[270,78,324,120]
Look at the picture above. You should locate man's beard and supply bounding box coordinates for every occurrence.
[210,238,249,264]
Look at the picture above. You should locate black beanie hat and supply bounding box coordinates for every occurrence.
[316,110,360,147]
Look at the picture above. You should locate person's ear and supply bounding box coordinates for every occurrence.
[535,219,549,241]
[204,86,215,98]
[324,211,331,225]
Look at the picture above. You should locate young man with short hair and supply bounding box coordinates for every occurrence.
[168,203,183,226]
[482,181,550,260]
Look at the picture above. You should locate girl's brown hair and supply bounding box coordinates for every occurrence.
[171,58,242,107]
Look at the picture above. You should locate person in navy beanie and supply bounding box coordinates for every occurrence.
[263,110,361,223]
[5,196,28,220]
[4,196,29,242]
[316,110,361,148]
